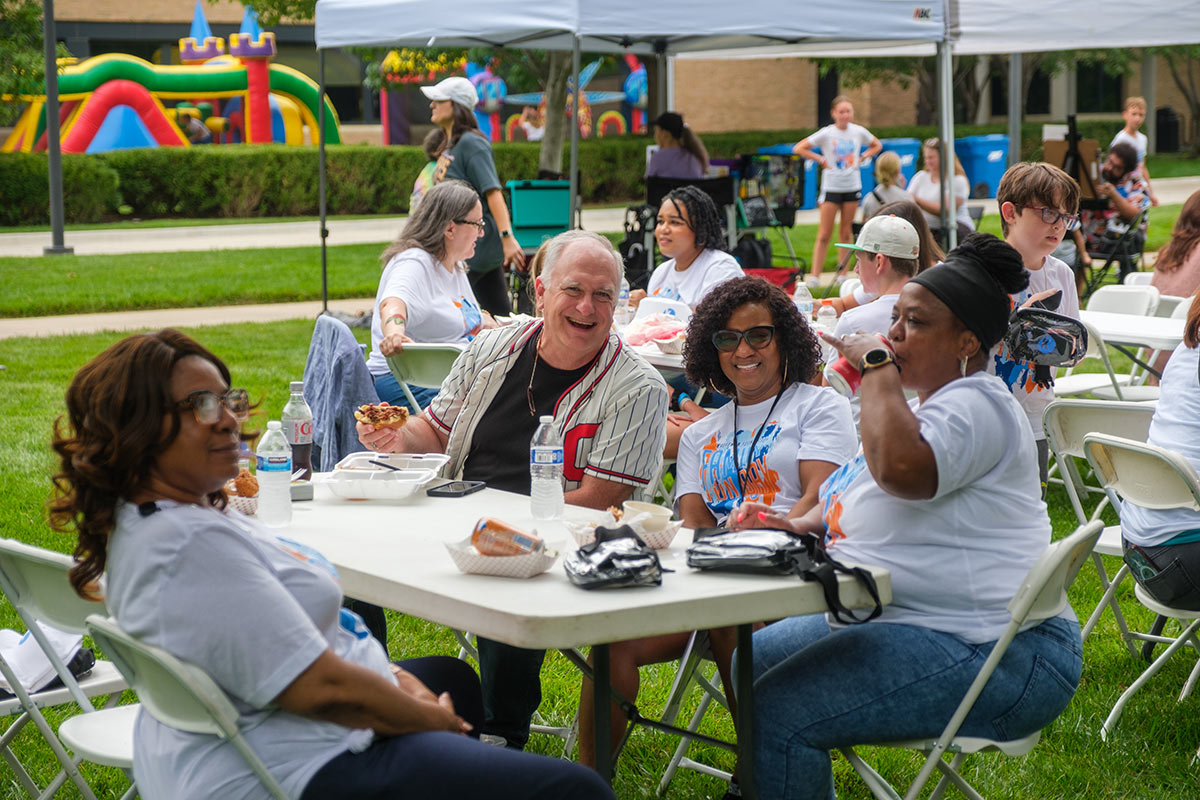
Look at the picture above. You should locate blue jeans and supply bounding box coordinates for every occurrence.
[751,614,1082,800]
[373,372,438,414]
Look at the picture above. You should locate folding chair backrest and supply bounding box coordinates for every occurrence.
[1086,284,1160,316]
[1085,433,1200,512]
[386,343,465,390]
[634,296,693,325]
[1043,399,1154,459]
[85,615,288,800]
[0,538,103,635]
[1121,272,1154,286]
[1009,521,1105,624]
[840,277,861,299]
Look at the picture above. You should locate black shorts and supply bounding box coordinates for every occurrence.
[822,190,862,205]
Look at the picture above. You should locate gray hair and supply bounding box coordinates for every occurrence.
[381,180,479,266]
[540,230,622,289]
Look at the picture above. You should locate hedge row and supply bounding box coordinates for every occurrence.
[0,119,1133,225]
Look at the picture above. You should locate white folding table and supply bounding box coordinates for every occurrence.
[1078,310,1186,378]
[283,483,890,797]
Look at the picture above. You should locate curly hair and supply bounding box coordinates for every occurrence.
[49,329,233,600]
[683,277,823,398]
[660,185,726,252]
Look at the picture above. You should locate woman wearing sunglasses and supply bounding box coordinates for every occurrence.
[50,329,613,800]
[367,179,499,412]
[736,235,1083,799]
[576,277,856,769]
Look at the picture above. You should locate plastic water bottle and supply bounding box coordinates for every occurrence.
[792,281,814,320]
[256,421,293,528]
[816,299,839,364]
[617,275,632,325]
[530,415,564,520]
[281,381,314,480]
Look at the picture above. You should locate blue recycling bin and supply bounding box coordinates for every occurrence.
[879,137,921,185]
[954,134,1009,199]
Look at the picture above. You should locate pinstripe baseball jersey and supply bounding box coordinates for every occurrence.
[425,320,668,495]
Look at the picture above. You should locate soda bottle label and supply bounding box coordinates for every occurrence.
[531,446,563,466]
[285,419,313,445]
[256,455,292,473]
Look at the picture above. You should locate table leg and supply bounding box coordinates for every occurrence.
[593,643,613,782]
[737,623,757,800]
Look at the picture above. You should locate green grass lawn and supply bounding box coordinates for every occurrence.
[2,322,1200,798]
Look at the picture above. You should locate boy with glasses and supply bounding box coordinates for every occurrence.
[990,162,1082,495]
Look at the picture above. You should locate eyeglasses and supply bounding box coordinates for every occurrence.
[177,389,249,424]
[454,218,487,236]
[1023,206,1081,231]
[711,326,775,353]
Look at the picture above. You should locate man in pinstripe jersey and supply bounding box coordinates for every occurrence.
[358,230,668,750]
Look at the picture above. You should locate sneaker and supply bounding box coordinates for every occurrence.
[834,274,848,287]
[804,275,821,289]
[479,734,508,747]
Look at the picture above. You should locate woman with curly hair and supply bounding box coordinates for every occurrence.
[629,185,743,310]
[577,277,856,769]
[49,329,612,800]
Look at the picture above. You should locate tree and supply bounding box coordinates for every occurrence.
[0,0,71,123]
[814,55,994,125]
[1151,46,1200,155]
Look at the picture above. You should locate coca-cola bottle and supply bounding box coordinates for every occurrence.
[281,381,313,480]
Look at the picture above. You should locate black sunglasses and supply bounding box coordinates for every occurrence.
[711,326,775,353]
[177,389,249,424]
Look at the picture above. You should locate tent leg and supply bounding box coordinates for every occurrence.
[1008,53,1022,167]
[42,0,73,256]
[318,48,329,312]
[569,36,581,230]
[936,40,956,250]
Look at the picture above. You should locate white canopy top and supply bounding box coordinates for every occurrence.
[314,0,947,52]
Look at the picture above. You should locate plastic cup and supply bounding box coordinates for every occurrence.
[823,334,893,398]
[622,500,672,533]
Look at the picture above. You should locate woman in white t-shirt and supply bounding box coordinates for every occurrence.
[793,96,882,288]
[907,138,975,245]
[49,330,613,800]
[577,276,856,769]
[367,180,499,411]
[629,185,744,309]
[735,235,1083,799]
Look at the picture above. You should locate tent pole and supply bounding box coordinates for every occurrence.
[569,36,581,230]
[318,48,329,313]
[42,0,72,256]
[937,39,956,250]
[1008,53,1022,167]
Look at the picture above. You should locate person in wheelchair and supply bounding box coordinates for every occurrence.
[1074,142,1151,285]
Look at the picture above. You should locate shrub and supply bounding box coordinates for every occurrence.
[0,154,119,225]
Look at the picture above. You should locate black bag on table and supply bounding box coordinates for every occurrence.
[564,525,664,590]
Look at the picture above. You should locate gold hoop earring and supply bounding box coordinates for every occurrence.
[960,356,968,377]
[782,358,789,386]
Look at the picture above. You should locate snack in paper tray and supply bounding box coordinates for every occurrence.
[446,518,558,578]
[623,314,687,347]
[225,469,259,515]
[471,517,544,556]
[353,403,410,429]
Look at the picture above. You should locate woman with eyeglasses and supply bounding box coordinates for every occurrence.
[576,277,856,770]
[50,329,614,800]
[736,235,1082,799]
[367,179,499,411]
[908,138,975,245]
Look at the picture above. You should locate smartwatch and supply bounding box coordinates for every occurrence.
[500,229,513,239]
[859,347,897,374]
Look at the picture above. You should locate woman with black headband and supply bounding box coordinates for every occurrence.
[732,234,1084,799]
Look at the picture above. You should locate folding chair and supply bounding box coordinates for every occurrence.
[839,520,1103,800]
[84,615,289,800]
[1082,207,1149,299]
[1085,284,1160,317]
[385,343,466,414]
[1121,271,1154,286]
[1092,296,1193,402]
[1081,434,1200,745]
[1051,318,1133,400]
[840,277,862,299]
[0,538,132,800]
[1042,400,1155,655]
[656,630,732,795]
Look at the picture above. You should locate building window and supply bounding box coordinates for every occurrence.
[990,66,1050,117]
[1076,64,1122,113]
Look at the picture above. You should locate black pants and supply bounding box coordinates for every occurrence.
[301,656,612,800]
[475,637,546,749]
[469,266,513,316]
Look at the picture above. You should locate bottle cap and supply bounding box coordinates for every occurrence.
[290,381,304,392]
[821,298,834,305]
[539,415,553,423]
[268,420,281,430]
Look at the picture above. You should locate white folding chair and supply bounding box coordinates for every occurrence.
[1082,434,1200,747]
[1121,271,1154,286]
[1092,297,1194,402]
[840,277,862,299]
[1086,284,1161,317]
[385,343,465,413]
[1042,400,1155,655]
[84,615,289,800]
[1051,318,1134,400]
[839,520,1103,800]
[0,538,133,800]
[634,297,693,325]
[656,630,732,795]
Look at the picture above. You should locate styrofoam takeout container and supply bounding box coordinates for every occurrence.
[333,452,451,473]
[445,536,559,579]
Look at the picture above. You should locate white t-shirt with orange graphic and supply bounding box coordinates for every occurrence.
[676,382,855,523]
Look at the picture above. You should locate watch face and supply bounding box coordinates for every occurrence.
[865,349,890,366]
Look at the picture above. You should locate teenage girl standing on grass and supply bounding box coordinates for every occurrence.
[793,96,882,289]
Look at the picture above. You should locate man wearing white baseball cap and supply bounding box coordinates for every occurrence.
[832,214,921,340]
[422,76,526,315]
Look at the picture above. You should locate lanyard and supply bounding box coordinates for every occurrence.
[730,385,786,505]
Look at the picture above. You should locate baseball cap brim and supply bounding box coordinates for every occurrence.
[834,242,873,253]
[420,86,449,101]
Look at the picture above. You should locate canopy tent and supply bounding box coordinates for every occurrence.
[311,0,954,310]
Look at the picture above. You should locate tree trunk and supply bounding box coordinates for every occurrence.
[1164,52,1200,155]
[917,69,936,126]
[539,51,572,175]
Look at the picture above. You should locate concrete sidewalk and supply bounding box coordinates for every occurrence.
[2,176,1197,259]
